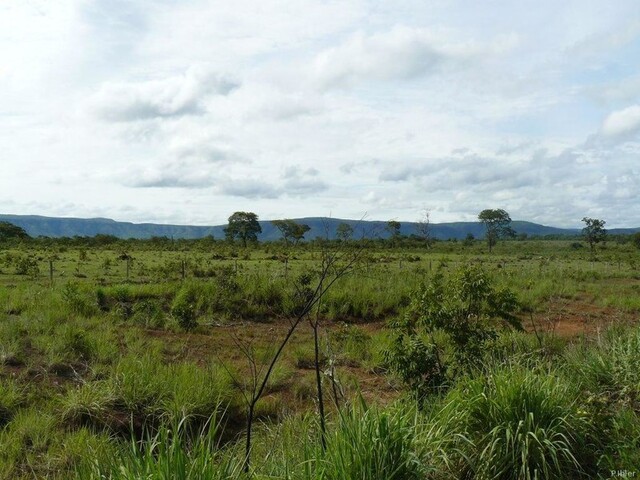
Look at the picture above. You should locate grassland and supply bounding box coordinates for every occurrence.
[0,236,639,478]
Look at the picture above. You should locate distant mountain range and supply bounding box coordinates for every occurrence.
[1,214,639,241]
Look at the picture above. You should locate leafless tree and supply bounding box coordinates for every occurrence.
[415,208,433,247]
[222,223,367,473]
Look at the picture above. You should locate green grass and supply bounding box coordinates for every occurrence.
[438,365,597,479]
[1,239,640,477]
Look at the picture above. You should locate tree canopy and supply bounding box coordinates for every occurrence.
[478,209,515,252]
[224,212,262,247]
[581,217,606,256]
[335,222,354,241]
[0,222,30,241]
[271,219,311,246]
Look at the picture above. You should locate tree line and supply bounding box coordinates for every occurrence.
[1,211,638,253]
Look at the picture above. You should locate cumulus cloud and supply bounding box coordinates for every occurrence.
[119,160,217,188]
[281,165,327,195]
[218,179,281,199]
[312,26,517,89]
[602,105,640,137]
[169,136,244,164]
[89,66,239,121]
[283,177,328,196]
[3,1,640,227]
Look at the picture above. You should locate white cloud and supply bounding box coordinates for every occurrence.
[119,160,217,189]
[312,26,517,89]
[602,105,640,138]
[2,0,640,228]
[88,66,238,121]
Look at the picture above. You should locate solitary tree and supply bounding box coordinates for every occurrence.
[225,212,262,247]
[271,219,311,246]
[463,232,475,248]
[386,220,401,246]
[415,209,433,247]
[582,217,606,256]
[478,209,515,252]
[335,222,354,241]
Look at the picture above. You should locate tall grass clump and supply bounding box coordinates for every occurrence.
[0,380,26,427]
[441,365,596,479]
[60,354,237,436]
[319,401,429,480]
[567,325,640,409]
[564,325,640,470]
[75,415,244,480]
[0,409,58,479]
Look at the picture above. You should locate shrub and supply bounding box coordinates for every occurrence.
[14,256,39,277]
[131,299,165,329]
[46,323,99,365]
[386,264,521,400]
[171,286,198,331]
[62,282,98,317]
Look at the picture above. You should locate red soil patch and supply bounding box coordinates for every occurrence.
[523,297,636,337]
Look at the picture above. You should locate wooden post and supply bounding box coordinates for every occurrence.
[181,260,186,280]
[49,260,54,287]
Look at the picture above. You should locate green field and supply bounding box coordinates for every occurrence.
[1,236,639,478]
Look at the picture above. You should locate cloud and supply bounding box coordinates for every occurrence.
[602,105,640,137]
[219,179,281,199]
[312,26,516,89]
[283,177,328,196]
[281,165,327,195]
[89,66,239,121]
[283,165,319,178]
[217,166,328,199]
[120,161,216,188]
[170,137,244,164]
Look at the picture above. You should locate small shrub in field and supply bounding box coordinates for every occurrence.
[331,323,372,366]
[384,334,447,403]
[171,286,198,330]
[131,299,165,329]
[14,256,39,277]
[62,282,97,317]
[386,264,520,401]
[46,323,98,365]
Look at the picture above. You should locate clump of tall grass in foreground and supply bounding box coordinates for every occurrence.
[564,325,640,471]
[438,365,597,479]
[318,401,429,480]
[0,379,26,427]
[75,415,244,480]
[567,325,640,409]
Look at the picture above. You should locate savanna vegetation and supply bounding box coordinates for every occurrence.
[1,217,639,479]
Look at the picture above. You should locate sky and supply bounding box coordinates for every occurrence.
[1,0,639,228]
